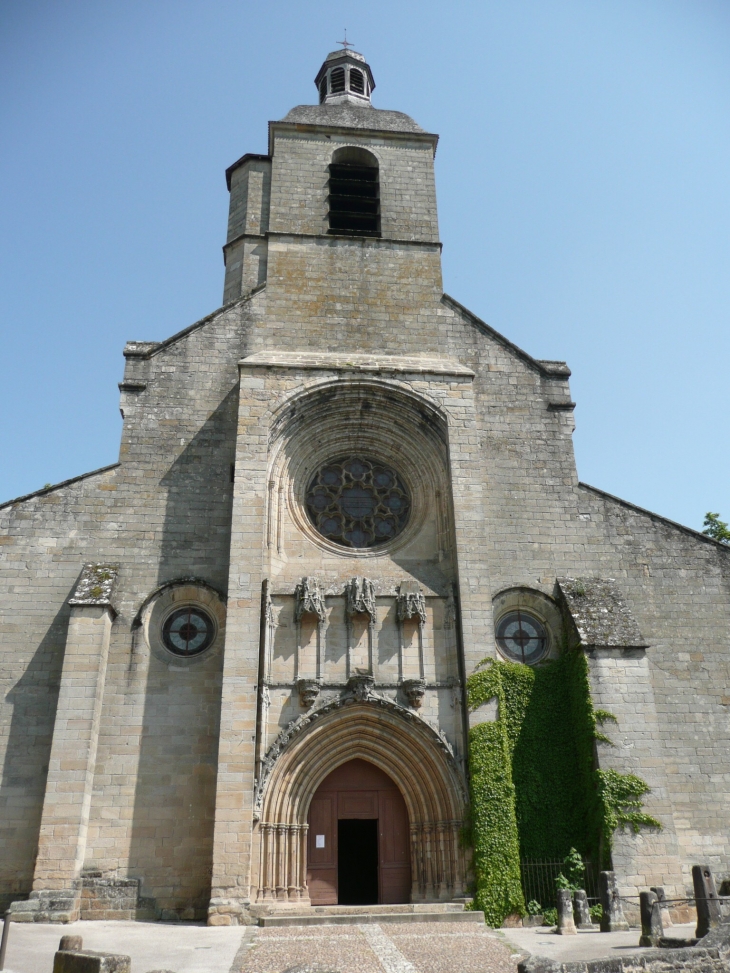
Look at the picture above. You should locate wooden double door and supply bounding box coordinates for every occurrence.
[307,758,411,905]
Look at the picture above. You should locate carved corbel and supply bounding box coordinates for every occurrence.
[296,678,321,709]
[401,677,426,709]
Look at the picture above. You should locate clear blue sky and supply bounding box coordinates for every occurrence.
[1,0,728,532]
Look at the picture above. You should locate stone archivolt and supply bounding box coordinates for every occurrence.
[253,688,467,904]
[265,377,453,563]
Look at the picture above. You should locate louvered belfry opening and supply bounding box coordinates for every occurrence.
[327,149,380,237]
[330,66,346,93]
[349,68,365,94]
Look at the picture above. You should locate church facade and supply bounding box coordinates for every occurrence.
[1,48,728,925]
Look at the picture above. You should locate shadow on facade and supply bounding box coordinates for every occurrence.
[127,389,237,918]
[0,600,68,909]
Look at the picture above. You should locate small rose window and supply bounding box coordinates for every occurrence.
[306,457,410,548]
[495,610,548,665]
[162,606,215,657]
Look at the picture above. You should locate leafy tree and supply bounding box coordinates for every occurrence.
[703,512,730,544]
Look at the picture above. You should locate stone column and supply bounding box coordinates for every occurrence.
[10,565,118,923]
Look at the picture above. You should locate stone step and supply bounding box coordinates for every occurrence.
[310,903,466,915]
[258,907,485,927]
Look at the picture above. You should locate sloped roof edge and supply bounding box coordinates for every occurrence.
[579,482,730,552]
[441,293,570,380]
[0,463,120,510]
[123,285,265,361]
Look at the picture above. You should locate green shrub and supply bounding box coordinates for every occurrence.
[542,907,558,926]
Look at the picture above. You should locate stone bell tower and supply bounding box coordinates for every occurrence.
[221,46,441,322]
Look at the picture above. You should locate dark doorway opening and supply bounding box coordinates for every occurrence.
[338,819,378,905]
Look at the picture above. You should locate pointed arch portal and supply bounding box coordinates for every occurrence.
[254,698,468,904]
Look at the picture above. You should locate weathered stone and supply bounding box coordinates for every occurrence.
[639,890,663,947]
[599,871,629,932]
[294,577,326,622]
[693,864,723,938]
[2,41,730,926]
[555,889,577,935]
[650,885,673,928]
[59,936,83,952]
[573,889,594,930]
[401,678,426,709]
[296,678,321,709]
[556,578,647,648]
[53,949,131,973]
[345,577,376,618]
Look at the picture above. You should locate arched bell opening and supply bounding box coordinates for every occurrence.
[253,700,468,906]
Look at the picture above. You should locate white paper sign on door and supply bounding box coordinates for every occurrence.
[315,834,325,848]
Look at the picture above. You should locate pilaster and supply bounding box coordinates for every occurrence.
[10,565,117,922]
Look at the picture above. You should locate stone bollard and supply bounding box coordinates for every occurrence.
[53,935,130,973]
[573,889,594,930]
[692,864,722,939]
[639,891,663,947]
[556,888,577,935]
[598,871,629,932]
[650,887,672,928]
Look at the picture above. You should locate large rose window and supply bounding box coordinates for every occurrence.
[305,457,411,548]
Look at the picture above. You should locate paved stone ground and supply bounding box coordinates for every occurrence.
[1,919,522,973]
[237,922,522,973]
[2,919,698,973]
[502,922,698,964]
[0,920,245,973]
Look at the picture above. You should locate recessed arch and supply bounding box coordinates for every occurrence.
[253,696,468,903]
[265,377,454,561]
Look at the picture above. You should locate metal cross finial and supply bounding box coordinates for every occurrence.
[337,29,353,50]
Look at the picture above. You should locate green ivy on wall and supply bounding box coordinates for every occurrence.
[466,650,660,926]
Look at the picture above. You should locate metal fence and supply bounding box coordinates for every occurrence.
[520,859,600,910]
